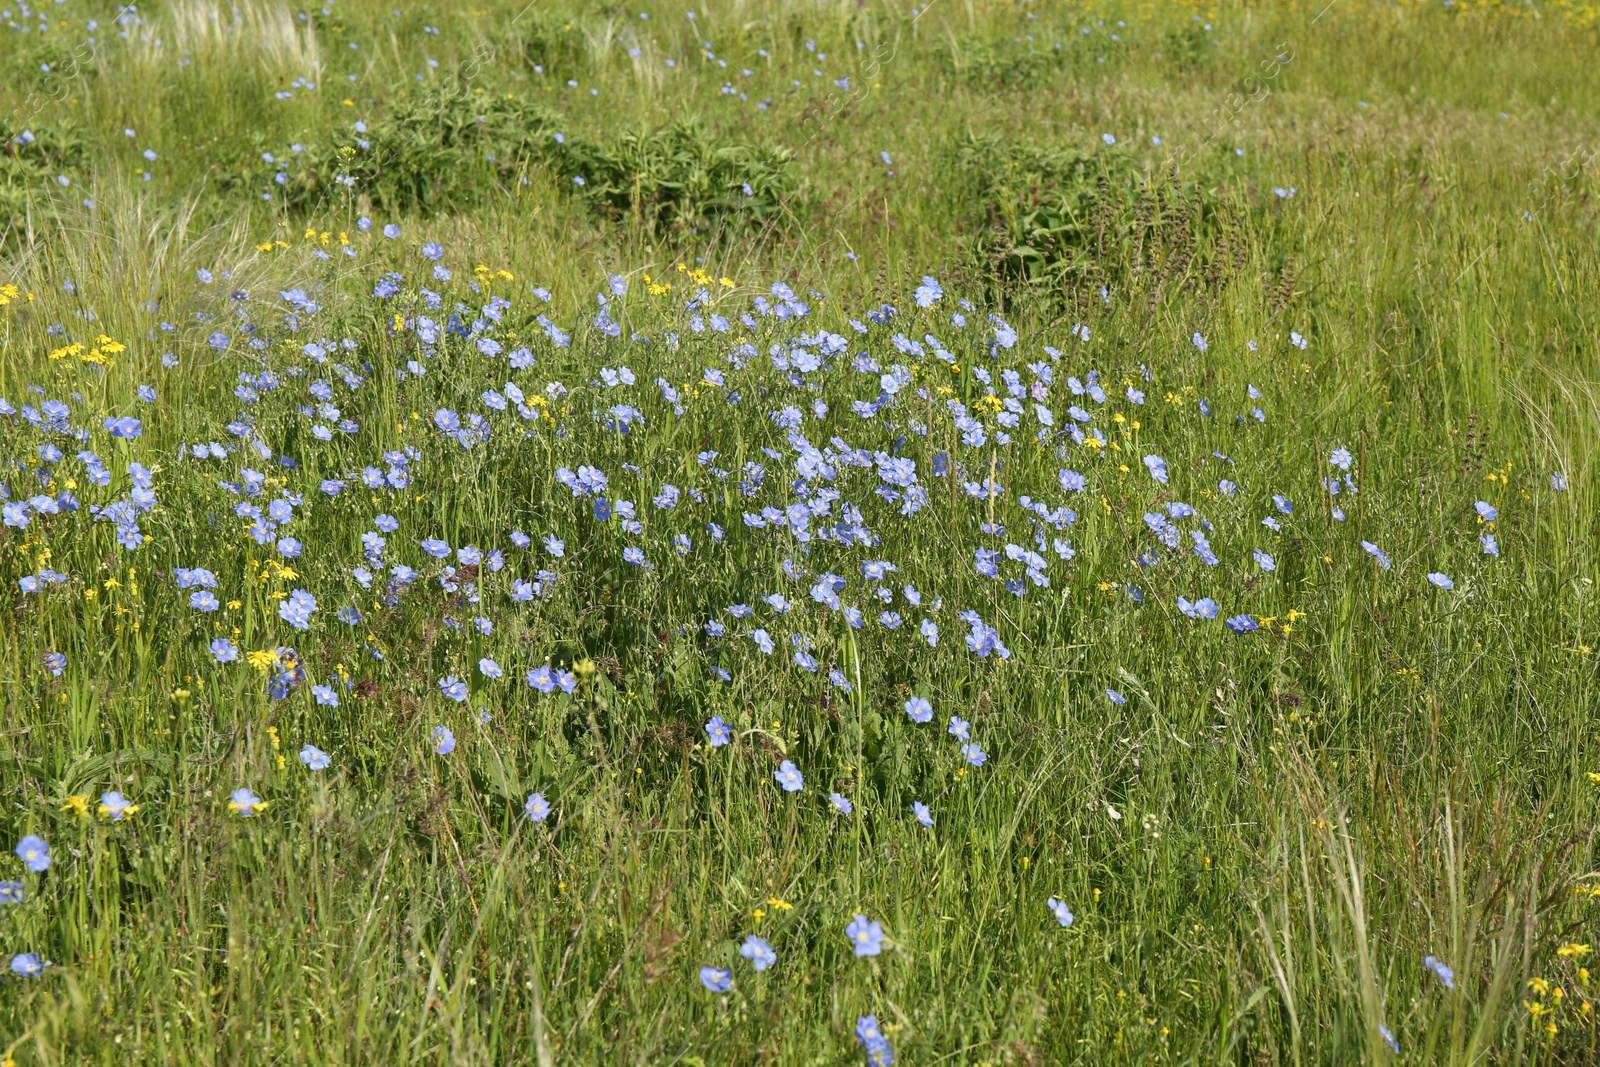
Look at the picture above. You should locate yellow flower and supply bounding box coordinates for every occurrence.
[1528,976,1550,996]
[765,897,794,911]
[61,794,91,819]
[1558,943,1592,959]
[247,649,279,671]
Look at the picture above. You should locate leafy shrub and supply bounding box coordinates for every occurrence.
[225,82,794,236]
[491,11,587,79]
[941,35,1062,89]
[0,121,92,243]
[550,121,794,234]
[951,133,1241,306]
[220,83,558,216]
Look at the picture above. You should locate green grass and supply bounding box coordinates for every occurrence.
[2,0,1600,1064]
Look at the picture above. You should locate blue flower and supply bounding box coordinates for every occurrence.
[845,914,885,957]
[774,760,803,792]
[1423,954,1455,989]
[228,787,267,816]
[478,658,502,679]
[524,792,552,822]
[299,745,331,770]
[698,966,733,992]
[1427,572,1454,590]
[103,415,143,438]
[830,792,853,815]
[1380,1025,1399,1054]
[1226,614,1259,634]
[1253,550,1275,571]
[432,726,456,754]
[740,934,777,971]
[855,1015,896,1065]
[0,881,23,905]
[912,801,933,827]
[948,715,971,740]
[961,742,988,767]
[10,952,49,977]
[422,242,443,260]
[1178,596,1220,619]
[1047,896,1074,927]
[1475,501,1497,522]
[277,588,317,629]
[904,696,932,723]
[1361,540,1392,570]
[1143,454,1168,484]
[1106,689,1127,705]
[527,665,559,693]
[439,676,468,702]
[14,834,50,872]
[311,684,339,706]
[705,716,732,747]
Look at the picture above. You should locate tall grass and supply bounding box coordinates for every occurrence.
[1,0,1599,1064]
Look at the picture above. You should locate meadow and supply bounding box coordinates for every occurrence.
[2,0,1599,1062]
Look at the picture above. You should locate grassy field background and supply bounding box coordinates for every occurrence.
[2,0,1600,1063]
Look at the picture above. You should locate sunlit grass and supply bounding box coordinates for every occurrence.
[2,1,1599,1064]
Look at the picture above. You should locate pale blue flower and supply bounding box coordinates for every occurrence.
[740,934,777,971]
[845,914,884,957]
[14,835,49,872]
[774,760,803,792]
[699,966,733,992]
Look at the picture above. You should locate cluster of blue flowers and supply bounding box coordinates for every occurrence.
[0,230,1566,1054]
